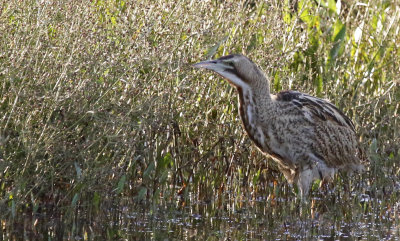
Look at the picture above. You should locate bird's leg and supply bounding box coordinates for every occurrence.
[296,169,313,200]
[295,169,315,216]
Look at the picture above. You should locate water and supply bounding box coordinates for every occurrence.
[2,191,400,240]
[124,192,400,240]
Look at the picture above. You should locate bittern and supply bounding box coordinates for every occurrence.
[193,54,366,198]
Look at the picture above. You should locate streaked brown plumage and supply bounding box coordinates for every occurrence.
[193,54,366,198]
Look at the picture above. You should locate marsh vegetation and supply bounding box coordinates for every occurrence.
[1,0,399,239]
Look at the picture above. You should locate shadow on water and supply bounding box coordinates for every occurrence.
[2,188,399,240]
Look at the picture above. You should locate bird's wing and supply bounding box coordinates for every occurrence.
[274,90,363,169]
[276,90,355,132]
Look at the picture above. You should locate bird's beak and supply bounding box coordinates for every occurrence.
[193,58,242,87]
[193,59,233,74]
[192,60,219,70]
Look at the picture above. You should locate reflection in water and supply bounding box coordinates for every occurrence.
[127,191,399,240]
[2,191,400,240]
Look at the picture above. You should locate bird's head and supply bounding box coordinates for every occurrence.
[193,54,265,89]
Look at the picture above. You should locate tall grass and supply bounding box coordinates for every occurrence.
[1,0,399,238]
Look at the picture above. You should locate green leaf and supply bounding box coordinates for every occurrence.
[327,0,337,13]
[136,187,147,201]
[160,153,170,169]
[11,199,16,218]
[312,179,321,192]
[318,0,338,14]
[282,0,292,25]
[111,16,117,25]
[143,161,155,178]
[93,192,100,209]
[252,169,261,185]
[246,34,258,53]
[332,20,346,42]
[71,193,79,207]
[299,6,312,24]
[74,162,82,179]
[159,171,169,183]
[205,35,228,59]
[329,20,346,61]
[330,42,341,61]
[116,174,126,194]
[370,138,378,153]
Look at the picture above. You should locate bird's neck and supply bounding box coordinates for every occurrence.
[237,82,271,149]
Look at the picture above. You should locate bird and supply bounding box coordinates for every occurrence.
[193,54,366,198]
